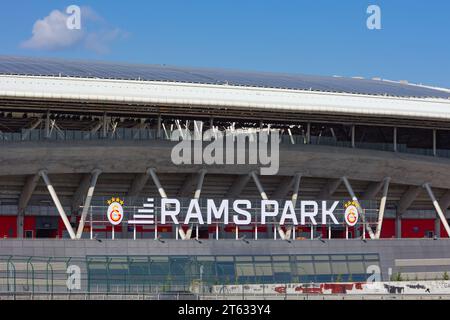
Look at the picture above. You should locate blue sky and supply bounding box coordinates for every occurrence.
[0,0,449,88]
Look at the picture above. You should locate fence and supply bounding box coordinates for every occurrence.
[0,253,380,296]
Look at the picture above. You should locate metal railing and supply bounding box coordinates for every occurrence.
[0,128,448,160]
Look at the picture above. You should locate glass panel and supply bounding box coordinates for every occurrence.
[216,256,234,262]
[296,262,315,275]
[332,262,349,275]
[235,256,253,262]
[236,263,255,276]
[331,255,347,261]
[296,255,313,261]
[254,256,271,262]
[348,261,365,274]
[347,255,363,260]
[314,262,332,275]
[272,255,289,261]
[314,255,330,261]
[254,263,273,276]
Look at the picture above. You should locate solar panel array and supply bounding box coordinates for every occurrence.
[0,55,449,99]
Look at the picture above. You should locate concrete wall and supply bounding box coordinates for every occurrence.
[2,140,450,188]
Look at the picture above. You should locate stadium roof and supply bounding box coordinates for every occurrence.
[0,55,449,99]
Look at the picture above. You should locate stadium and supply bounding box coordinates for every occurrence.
[1,55,450,298]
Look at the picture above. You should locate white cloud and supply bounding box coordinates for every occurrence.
[21,7,127,54]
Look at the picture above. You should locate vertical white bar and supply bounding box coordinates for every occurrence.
[328,225,331,239]
[393,127,397,152]
[363,224,366,239]
[112,226,115,240]
[133,225,136,240]
[155,216,158,240]
[433,129,437,156]
[216,224,219,240]
[292,226,295,240]
[351,125,355,148]
[310,225,313,240]
[235,226,238,240]
[345,225,348,240]
[176,226,179,240]
[273,225,277,240]
[90,207,93,240]
[255,224,258,240]
[424,183,450,237]
[196,224,199,240]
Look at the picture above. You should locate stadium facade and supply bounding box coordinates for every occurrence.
[1,56,450,294]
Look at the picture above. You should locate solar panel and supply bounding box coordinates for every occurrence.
[0,55,448,99]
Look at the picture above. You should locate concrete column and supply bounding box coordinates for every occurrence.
[17,174,40,238]
[75,169,102,239]
[351,125,355,148]
[375,177,391,239]
[194,170,207,199]
[393,127,397,152]
[45,111,50,139]
[102,113,108,138]
[227,174,251,199]
[22,118,42,141]
[433,129,437,156]
[39,170,76,239]
[423,183,450,238]
[435,218,441,238]
[396,214,402,239]
[341,176,375,239]
[157,114,162,139]
[306,123,311,144]
[251,171,287,240]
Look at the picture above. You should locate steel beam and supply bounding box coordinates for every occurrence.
[39,170,76,239]
[21,118,42,140]
[84,121,102,139]
[423,183,450,238]
[75,169,101,239]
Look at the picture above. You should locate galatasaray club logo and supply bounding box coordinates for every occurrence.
[107,197,124,226]
[344,201,359,227]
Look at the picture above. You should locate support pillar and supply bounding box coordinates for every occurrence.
[435,218,441,238]
[375,177,391,239]
[341,176,375,239]
[423,183,450,238]
[17,174,40,238]
[396,214,402,239]
[39,170,76,239]
[185,170,207,239]
[75,169,102,239]
[251,171,287,240]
